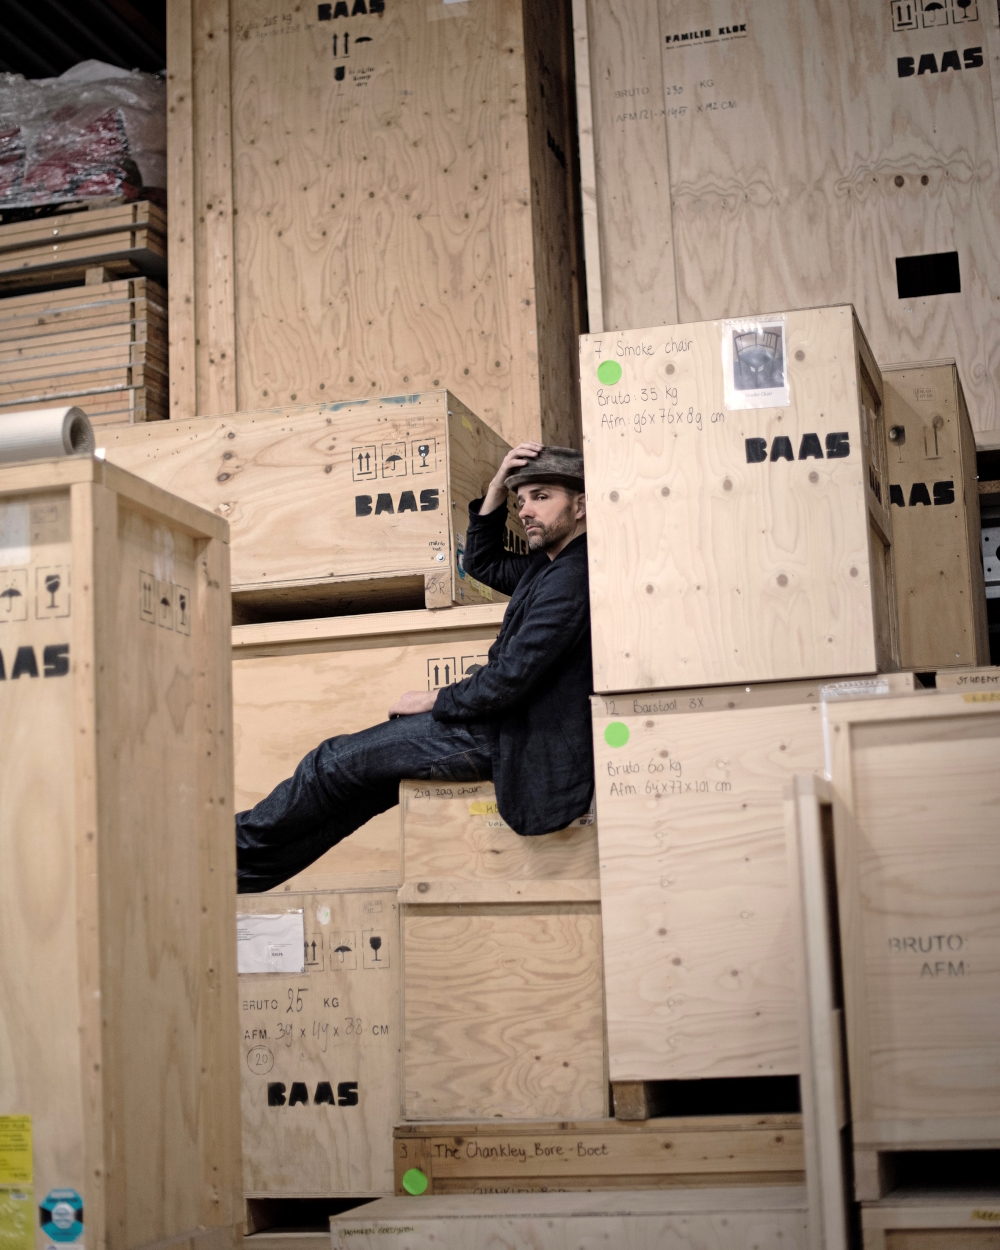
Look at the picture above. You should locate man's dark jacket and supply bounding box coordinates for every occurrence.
[432,499,594,835]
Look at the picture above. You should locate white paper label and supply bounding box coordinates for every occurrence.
[237,913,305,974]
[721,316,790,410]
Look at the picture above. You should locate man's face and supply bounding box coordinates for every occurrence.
[516,483,585,553]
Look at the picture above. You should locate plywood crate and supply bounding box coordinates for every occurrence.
[233,603,506,892]
[237,888,399,1197]
[331,1187,809,1249]
[399,781,606,1122]
[0,202,167,292]
[393,1115,805,1195]
[935,665,1000,692]
[0,456,241,1249]
[590,673,916,1094]
[824,690,1000,1190]
[104,392,520,618]
[581,306,900,692]
[0,278,169,425]
[861,1193,1000,1248]
[573,0,1000,441]
[884,361,988,669]
[167,0,584,448]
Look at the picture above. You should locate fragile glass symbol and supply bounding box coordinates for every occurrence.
[418,443,430,467]
[369,935,382,961]
[45,573,60,608]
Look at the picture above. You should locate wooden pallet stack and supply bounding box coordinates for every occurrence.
[0,203,168,426]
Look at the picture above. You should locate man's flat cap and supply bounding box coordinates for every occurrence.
[504,445,585,493]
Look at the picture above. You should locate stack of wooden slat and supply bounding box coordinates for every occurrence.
[0,202,168,426]
[0,277,168,425]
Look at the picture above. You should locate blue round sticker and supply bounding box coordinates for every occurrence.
[40,1189,84,1243]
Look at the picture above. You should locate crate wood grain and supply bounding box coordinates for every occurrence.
[573,0,1000,440]
[166,0,584,448]
[237,889,400,1197]
[0,278,169,425]
[825,691,1000,1165]
[0,202,167,291]
[233,605,505,893]
[883,362,989,668]
[392,1115,805,1196]
[399,781,605,1122]
[332,1186,809,1249]
[581,306,901,692]
[0,457,241,1250]
[590,674,916,1089]
[861,1192,1000,1249]
[104,392,519,616]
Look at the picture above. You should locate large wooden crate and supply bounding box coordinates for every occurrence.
[0,457,241,1249]
[331,1188,810,1249]
[824,691,1000,1180]
[590,674,916,1092]
[884,361,989,669]
[861,1193,1000,1248]
[237,888,399,1197]
[167,0,584,448]
[233,604,506,892]
[393,1115,805,1195]
[104,392,519,618]
[581,305,901,692]
[399,781,606,1122]
[0,202,167,292]
[573,0,1000,441]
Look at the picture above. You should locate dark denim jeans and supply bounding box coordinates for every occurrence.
[236,712,493,893]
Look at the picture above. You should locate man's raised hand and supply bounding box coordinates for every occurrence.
[481,441,543,514]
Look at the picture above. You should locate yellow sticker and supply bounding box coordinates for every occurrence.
[469,800,500,816]
[461,414,474,433]
[0,1119,31,1186]
[962,692,1000,702]
[0,1186,34,1250]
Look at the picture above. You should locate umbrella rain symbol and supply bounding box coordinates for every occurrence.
[1,586,22,612]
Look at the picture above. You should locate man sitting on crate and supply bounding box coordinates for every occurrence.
[236,443,594,892]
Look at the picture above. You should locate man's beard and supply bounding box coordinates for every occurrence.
[525,501,576,552]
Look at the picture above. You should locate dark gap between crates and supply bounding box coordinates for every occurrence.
[877,1149,1000,1195]
[617,1075,801,1119]
[245,1196,377,1235]
[232,575,428,626]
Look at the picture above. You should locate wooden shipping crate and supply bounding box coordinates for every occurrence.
[581,305,901,692]
[167,0,584,448]
[573,0,1000,441]
[935,665,1000,692]
[104,393,519,618]
[0,202,167,292]
[0,457,241,1249]
[233,604,506,892]
[861,1193,1000,1249]
[399,781,606,1122]
[824,691,1000,1168]
[237,889,400,1197]
[884,361,989,669]
[331,1187,810,1249]
[392,1115,805,1195]
[590,674,916,1090]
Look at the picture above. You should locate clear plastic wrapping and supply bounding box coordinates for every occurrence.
[0,61,165,211]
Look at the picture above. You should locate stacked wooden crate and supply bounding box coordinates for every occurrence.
[0,203,168,426]
[580,305,912,1119]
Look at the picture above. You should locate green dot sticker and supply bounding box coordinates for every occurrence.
[402,1168,428,1195]
[597,360,622,385]
[604,722,630,748]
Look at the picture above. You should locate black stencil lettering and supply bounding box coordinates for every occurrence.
[798,433,824,460]
[397,490,418,513]
[351,0,367,11]
[355,495,373,516]
[908,481,932,507]
[267,1083,287,1106]
[897,56,915,76]
[288,1082,309,1106]
[890,484,906,507]
[337,1080,359,1106]
[965,46,984,68]
[314,1081,336,1105]
[0,650,4,680]
[333,0,348,14]
[419,488,440,512]
[918,52,938,74]
[825,431,851,459]
[940,49,961,71]
[769,436,794,462]
[744,437,767,463]
[317,3,331,17]
[933,480,955,505]
[43,644,69,678]
[374,493,394,515]
[11,646,38,679]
